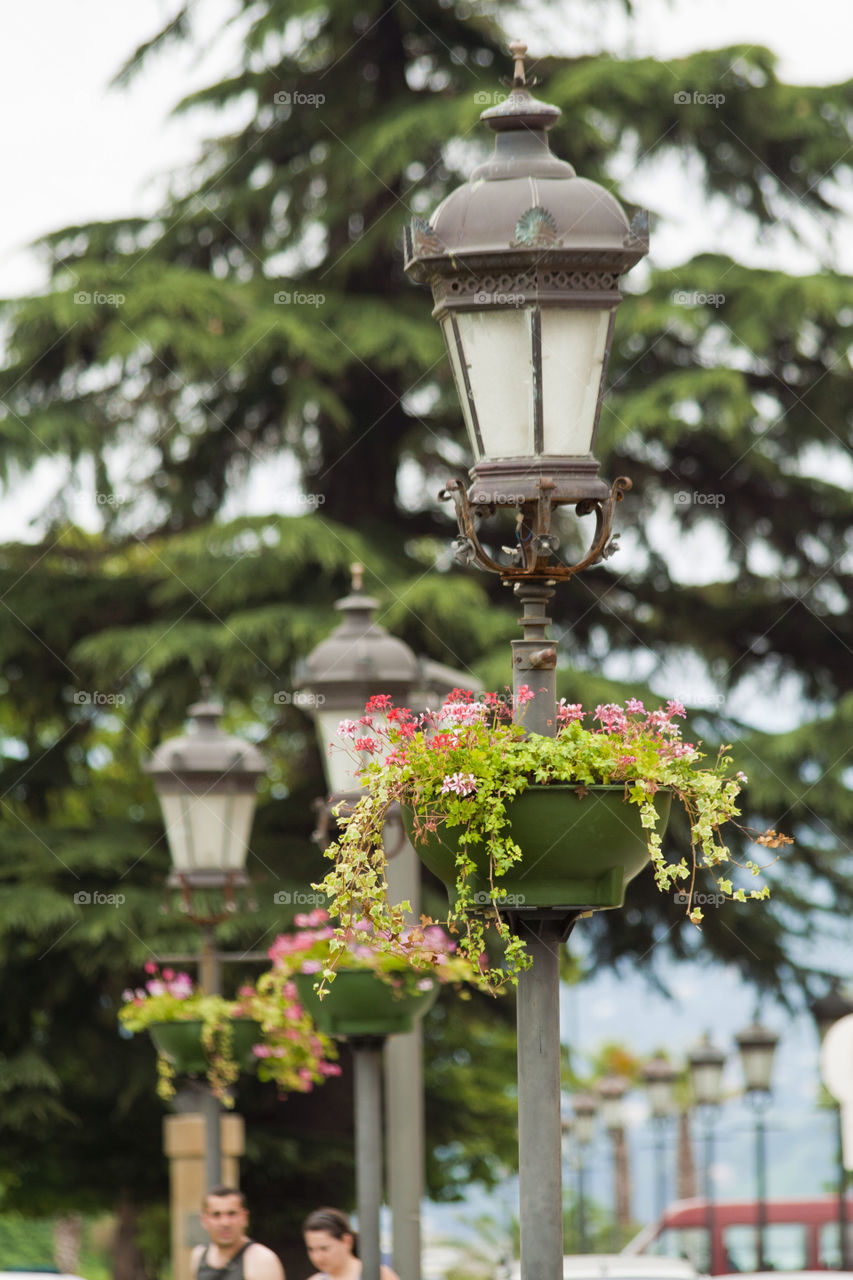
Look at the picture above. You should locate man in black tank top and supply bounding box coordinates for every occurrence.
[192,1187,286,1280]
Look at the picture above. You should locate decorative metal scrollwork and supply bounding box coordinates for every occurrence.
[438,476,632,581]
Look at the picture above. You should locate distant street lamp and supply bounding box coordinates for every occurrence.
[641,1053,677,1221]
[736,1020,778,1270]
[810,986,853,1269]
[688,1033,726,1274]
[146,689,266,1189]
[572,1092,599,1251]
[598,1074,631,1248]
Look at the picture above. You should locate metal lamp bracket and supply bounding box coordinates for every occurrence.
[438,474,632,580]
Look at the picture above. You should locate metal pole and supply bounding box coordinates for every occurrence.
[655,1115,667,1223]
[384,835,424,1279]
[510,582,557,737]
[354,1040,384,1280]
[200,924,223,1191]
[516,919,565,1279]
[839,1105,849,1269]
[704,1110,716,1274]
[510,590,567,1278]
[755,1100,767,1269]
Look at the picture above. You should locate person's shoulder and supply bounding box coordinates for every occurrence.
[244,1241,285,1280]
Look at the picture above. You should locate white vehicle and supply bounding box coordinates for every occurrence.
[499,1253,701,1280]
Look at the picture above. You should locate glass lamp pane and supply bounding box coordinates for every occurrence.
[159,792,256,873]
[540,309,611,454]
[739,1037,777,1093]
[690,1057,725,1105]
[449,310,532,457]
[315,706,370,795]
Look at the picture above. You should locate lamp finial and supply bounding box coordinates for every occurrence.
[351,561,364,592]
[508,39,528,87]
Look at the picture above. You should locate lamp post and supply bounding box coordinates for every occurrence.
[598,1074,631,1248]
[735,1020,778,1270]
[295,565,475,1280]
[688,1033,726,1274]
[810,986,853,1269]
[642,1054,677,1222]
[145,690,266,1190]
[572,1093,598,1252]
[403,39,648,1279]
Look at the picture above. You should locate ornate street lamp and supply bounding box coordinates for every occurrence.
[402,39,649,1279]
[146,690,266,904]
[735,1020,778,1270]
[810,986,853,1268]
[405,43,647,595]
[688,1033,726,1273]
[642,1053,677,1221]
[571,1092,599,1251]
[145,689,266,1190]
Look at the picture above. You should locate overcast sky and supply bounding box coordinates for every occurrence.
[1,0,850,295]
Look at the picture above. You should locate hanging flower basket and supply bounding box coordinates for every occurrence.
[119,965,339,1104]
[406,783,673,911]
[293,968,439,1038]
[148,1018,262,1075]
[319,692,788,989]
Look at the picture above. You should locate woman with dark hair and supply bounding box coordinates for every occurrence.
[302,1208,399,1280]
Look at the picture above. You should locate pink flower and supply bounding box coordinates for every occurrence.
[666,699,686,719]
[253,1045,271,1058]
[625,698,645,714]
[355,737,377,753]
[557,701,585,725]
[595,703,628,734]
[440,772,477,797]
[144,961,157,975]
[515,684,535,706]
[337,719,358,739]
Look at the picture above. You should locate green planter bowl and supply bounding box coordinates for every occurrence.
[148,1019,262,1075]
[405,783,672,911]
[293,968,440,1038]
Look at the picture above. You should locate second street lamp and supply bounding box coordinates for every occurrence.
[736,1019,778,1271]
[688,1032,726,1274]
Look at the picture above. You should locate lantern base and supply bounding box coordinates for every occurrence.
[468,457,610,506]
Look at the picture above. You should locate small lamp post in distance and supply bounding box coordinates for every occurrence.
[735,1018,778,1271]
[687,1032,726,1274]
[572,1092,599,1252]
[641,1052,678,1223]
